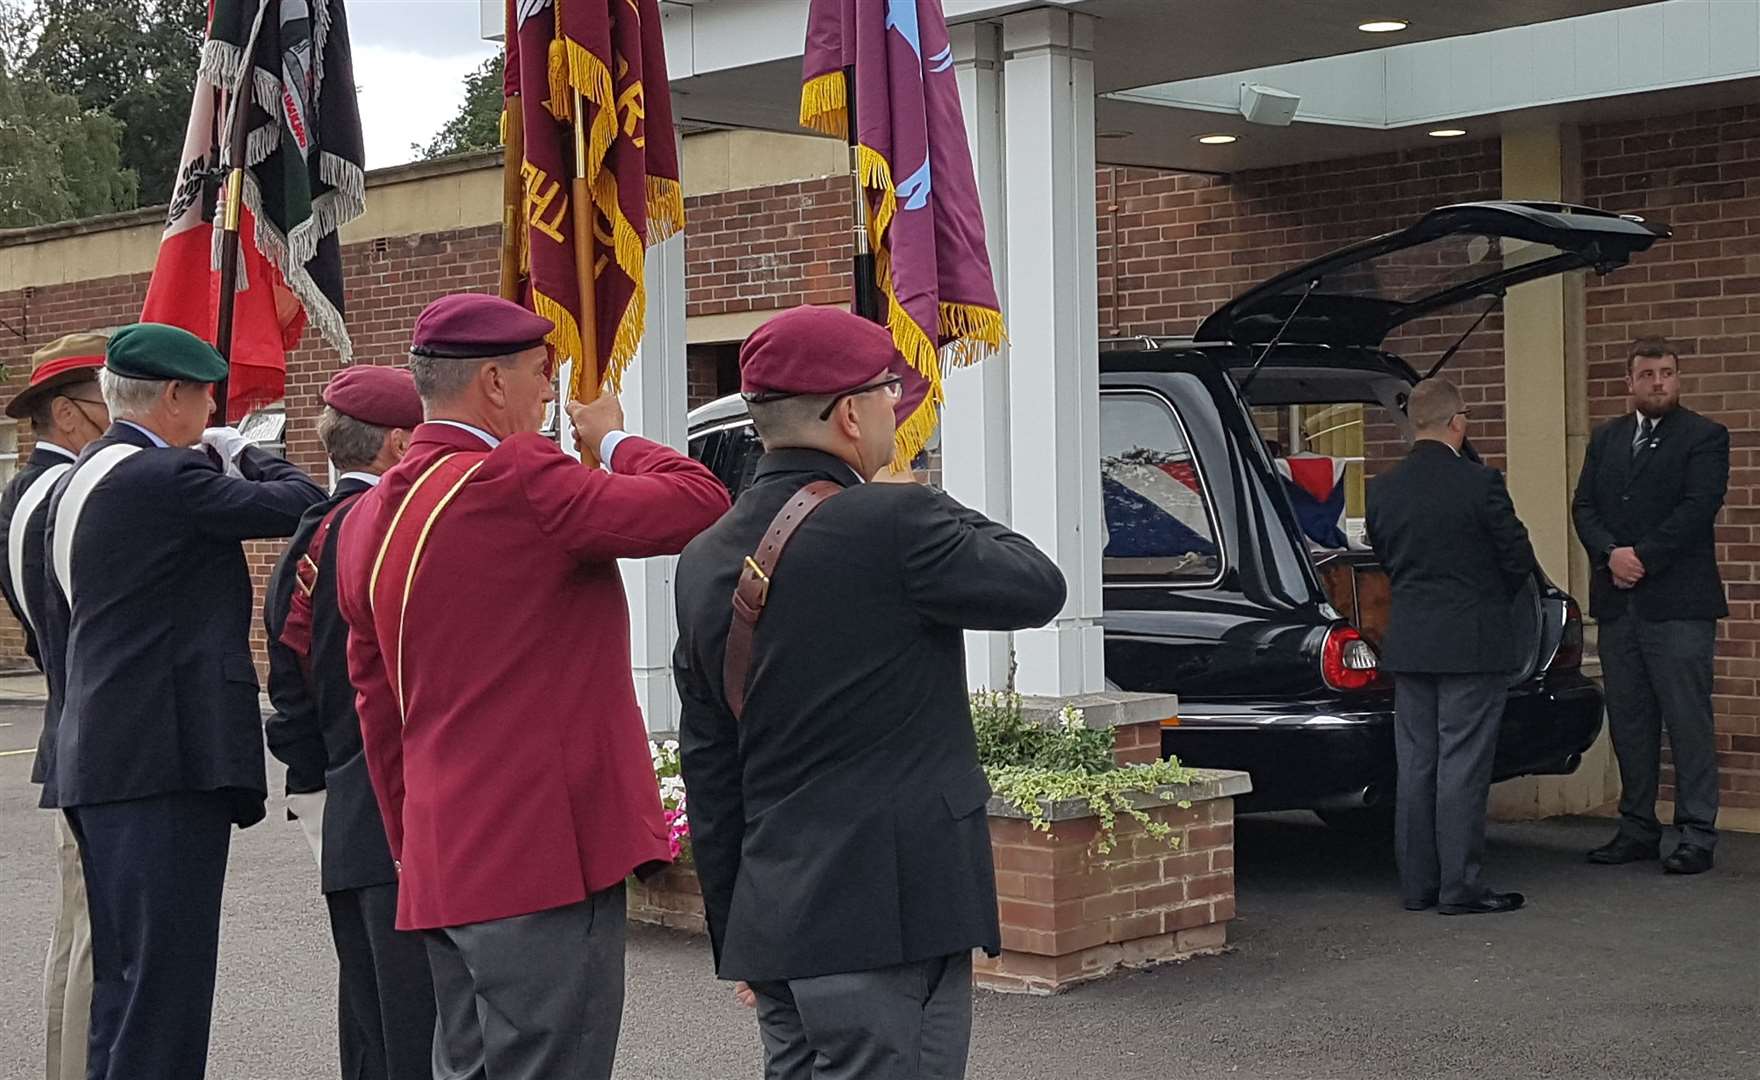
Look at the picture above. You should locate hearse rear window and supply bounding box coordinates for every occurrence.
[1099,392,1221,583]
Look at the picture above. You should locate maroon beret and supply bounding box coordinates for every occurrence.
[410,293,553,359]
[739,306,924,424]
[323,366,424,430]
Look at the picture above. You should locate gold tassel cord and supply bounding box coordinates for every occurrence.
[799,70,848,138]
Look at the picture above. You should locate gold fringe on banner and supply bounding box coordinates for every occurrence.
[545,37,617,178]
[531,287,587,390]
[646,176,684,244]
[799,70,848,138]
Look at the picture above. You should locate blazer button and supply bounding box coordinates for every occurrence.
[393,860,402,872]
[1622,494,1631,502]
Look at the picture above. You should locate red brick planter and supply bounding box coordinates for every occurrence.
[978,769,1250,994]
[627,768,1251,996]
[628,862,707,934]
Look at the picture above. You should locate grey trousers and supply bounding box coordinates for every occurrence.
[425,882,626,1080]
[748,952,974,1080]
[1600,616,1720,850]
[1393,672,1508,907]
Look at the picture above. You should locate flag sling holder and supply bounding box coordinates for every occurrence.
[843,65,882,324]
[211,44,258,425]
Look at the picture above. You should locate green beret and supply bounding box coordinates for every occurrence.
[105,323,229,384]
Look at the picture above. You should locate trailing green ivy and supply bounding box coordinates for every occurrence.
[972,691,1193,855]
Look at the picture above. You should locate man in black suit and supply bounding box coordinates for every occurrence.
[675,307,1066,1079]
[1,332,110,1080]
[263,367,434,1080]
[1573,338,1729,875]
[37,323,324,1080]
[1366,378,1538,916]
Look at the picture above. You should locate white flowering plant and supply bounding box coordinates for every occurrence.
[651,739,690,863]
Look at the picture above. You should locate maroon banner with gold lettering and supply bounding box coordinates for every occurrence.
[502,0,682,398]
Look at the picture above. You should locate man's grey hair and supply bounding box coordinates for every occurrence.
[316,405,392,472]
[1407,378,1465,433]
[746,394,836,449]
[409,353,498,405]
[98,368,168,420]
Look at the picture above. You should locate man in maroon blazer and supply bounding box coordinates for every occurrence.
[333,293,730,1080]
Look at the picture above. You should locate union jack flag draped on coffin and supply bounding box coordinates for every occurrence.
[1274,453,1352,550]
[142,0,366,418]
[800,0,1006,466]
[502,0,683,398]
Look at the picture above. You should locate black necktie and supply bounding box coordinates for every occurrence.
[1633,417,1653,460]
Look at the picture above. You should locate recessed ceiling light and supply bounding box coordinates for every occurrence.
[1428,128,1467,137]
[1096,129,1134,140]
[1196,133,1239,145]
[1358,19,1408,32]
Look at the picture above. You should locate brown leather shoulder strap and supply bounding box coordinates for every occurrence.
[724,480,842,719]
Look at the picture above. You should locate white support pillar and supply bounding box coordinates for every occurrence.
[1001,9,1105,696]
[617,160,690,733]
[945,20,1013,692]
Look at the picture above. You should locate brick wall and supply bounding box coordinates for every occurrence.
[1581,104,1760,815]
[0,225,507,677]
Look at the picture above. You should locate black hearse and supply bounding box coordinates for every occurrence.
[687,201,1668,830]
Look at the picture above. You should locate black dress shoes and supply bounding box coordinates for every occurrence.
[1438,891,1524,916]
[1586,837,1660,865]
[1663,844,1714,875]
[1403,895,1437,912]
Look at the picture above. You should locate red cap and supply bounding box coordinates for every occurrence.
[739,306,922,424]
[410,293,553,359]
[322,366,424,430]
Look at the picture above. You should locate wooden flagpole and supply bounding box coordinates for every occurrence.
[499,94,525,301]
[571,87,601,466]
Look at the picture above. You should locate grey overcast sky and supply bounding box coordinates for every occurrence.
[345,1,498,167]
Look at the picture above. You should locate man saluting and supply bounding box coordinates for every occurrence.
[38,323,325,1080]
[333,294,729,1080]
[675,307,1067,1080]
[264,366,435,1080]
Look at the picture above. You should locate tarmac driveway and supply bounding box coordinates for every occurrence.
[0,695,1753,1079]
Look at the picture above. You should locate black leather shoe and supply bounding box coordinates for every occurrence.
[1403,895,1437,912]
[1439,892,1524,916]
[1663,844,1714,875]
[1587,837,1659,865]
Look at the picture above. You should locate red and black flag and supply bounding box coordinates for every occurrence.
[143,0,367,417]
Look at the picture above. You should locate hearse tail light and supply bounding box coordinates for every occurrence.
[1550,596,1585,672]
[1322,625,1383,692]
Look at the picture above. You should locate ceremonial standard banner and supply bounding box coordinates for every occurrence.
[801,0,1005,462]
[503,0,682,399]
[142,0,366,417]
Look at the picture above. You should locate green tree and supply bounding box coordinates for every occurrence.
[0,70,137,227]
[420,55,504,160]
[23,0,206,203]
[0,0,136,226]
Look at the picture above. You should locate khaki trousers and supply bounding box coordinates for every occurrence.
[45,811,93,1080]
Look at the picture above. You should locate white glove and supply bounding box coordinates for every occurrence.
[200,427,250,477]
[285,790,326,869]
